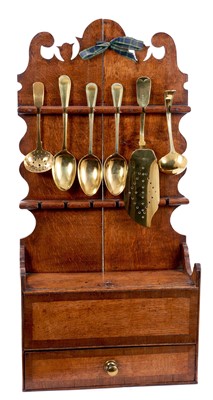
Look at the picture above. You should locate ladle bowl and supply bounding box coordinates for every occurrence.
[159,151,187,175]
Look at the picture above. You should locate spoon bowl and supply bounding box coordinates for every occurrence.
[78,154,103,196]
[104,83,128,196]
[52,75,77,191]
[104,154,128,196]
[24,82,53,173]
[52,150,76,191]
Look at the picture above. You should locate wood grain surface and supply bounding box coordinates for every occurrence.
[24,346,196,390]
[19,19,200,391]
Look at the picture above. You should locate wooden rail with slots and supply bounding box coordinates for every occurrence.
[18,104,191,114]
[18,18,200,391]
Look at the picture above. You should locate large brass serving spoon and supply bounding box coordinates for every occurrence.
[52,75,76,191]
[24,82,53,173]
[104,83,128,196]
[78,83,102,196]
[159,90,187,175]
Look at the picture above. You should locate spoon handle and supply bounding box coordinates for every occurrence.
[86,83,98,154]
[59,75,71,151]
[164,90,176,153]
[136,77,151,148]
[111,83,123,153]
[33,82,44,150]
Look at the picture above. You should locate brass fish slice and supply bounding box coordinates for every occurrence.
[124,77,160,227]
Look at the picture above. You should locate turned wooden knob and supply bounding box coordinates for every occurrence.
[104,360,118,376]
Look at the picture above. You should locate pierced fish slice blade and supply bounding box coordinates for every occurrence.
[124,149,159,227]
[146,158,160,227]
[124,77,160,227]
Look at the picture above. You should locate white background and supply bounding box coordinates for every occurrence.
[1,0,212,398]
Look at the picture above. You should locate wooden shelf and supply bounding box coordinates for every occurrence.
[23,270,197,295]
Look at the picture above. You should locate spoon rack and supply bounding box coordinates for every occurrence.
[18,19,200,391]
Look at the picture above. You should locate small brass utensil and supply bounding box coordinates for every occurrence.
[158,90,187,175]
[104,83,128,196]
[24,82,53,173]
[124,77,160,227]
[52,75,76,191]
[78,83,102,196]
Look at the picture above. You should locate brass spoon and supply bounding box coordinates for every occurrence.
[78,83,102,196]
[52,75,76,191]
[104,83,128,196]
[24,82,53,173]
[159,90,187,175]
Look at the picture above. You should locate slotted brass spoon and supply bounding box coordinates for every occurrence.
[24,82,53,173]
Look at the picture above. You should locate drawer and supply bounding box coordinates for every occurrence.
[24,345,196,391]
[23,290,199,349]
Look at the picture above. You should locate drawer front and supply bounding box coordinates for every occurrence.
[23,291,198,349]
[24,345,196,390]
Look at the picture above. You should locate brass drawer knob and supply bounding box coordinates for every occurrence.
[104,360,118,376]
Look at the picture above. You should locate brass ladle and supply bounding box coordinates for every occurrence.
[77,83,102,196]
[52,75,76,191]
[24,82,53,173]
[104,83,128,196]
[159,90,187,175]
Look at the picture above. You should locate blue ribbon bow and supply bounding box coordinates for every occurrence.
[79,36,144,62]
